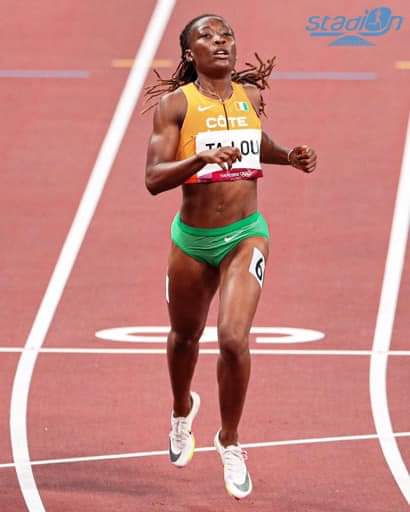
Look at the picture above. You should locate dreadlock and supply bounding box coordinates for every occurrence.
[143,14,275,115]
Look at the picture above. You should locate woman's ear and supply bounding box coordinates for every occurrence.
[185,49,193,62]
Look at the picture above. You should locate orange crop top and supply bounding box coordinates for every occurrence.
[177,82,263,184]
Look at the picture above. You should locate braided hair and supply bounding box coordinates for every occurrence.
[143,14,275,115]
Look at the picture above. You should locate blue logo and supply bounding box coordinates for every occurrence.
[306,7,404,46]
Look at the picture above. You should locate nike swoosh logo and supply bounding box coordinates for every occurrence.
[233,471,251,493]
[198,105,214,112]
[169,441,181,463]
[224,236,234,243]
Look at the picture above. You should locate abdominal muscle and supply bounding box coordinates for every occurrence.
[180,179,258,228]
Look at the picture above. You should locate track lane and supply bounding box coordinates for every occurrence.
[2,0,410,510]
[28,440,410,512]
[0,0,156,346]
[31,0,410,508]
[0,355,19,464]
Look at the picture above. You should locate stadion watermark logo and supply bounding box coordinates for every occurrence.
[306,6,404,46]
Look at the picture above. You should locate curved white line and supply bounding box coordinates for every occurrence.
[8,1,175,510]
[95,325,325,344]
[369,114,410,504]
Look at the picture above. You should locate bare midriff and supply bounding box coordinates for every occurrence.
[180,180,258,228]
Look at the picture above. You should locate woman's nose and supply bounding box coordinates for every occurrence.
[214,33,226,44]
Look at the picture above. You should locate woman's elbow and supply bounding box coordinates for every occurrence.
[145,180,159,195]
[145,169,160,195]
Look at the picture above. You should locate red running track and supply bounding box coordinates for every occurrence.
[1,1,409,510]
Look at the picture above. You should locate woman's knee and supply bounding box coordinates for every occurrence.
[218,324,250,361]
[168,328,203,349]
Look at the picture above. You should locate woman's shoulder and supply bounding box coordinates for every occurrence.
[240,83,261,100]
[159,87,187,109]
[157,87,188,125]
[238,83,262,115]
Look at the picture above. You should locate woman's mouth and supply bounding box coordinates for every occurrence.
[213,49,229,60]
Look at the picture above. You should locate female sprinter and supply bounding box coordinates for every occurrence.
[144,14,317,499]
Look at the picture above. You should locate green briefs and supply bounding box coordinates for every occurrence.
[171,211,270,267]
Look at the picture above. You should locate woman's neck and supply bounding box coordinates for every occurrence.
[195,74,233,101]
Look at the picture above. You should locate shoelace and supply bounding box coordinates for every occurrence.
[172,417,190,450]
[223,446,248,480]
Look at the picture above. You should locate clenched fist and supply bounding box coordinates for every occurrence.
[289,145,317,173]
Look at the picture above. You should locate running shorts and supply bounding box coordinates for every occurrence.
[170,211,270,267]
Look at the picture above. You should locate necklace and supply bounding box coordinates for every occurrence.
[195,79,232,130]
[194,79,232,102]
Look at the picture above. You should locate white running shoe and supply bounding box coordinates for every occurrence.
[168,391,200,467]
[214,430,253,499]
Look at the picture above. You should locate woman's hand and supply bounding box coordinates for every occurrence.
[198,147,242,170]
[289,145,317,173]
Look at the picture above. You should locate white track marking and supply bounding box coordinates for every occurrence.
[95,325,325,343]
[9,1,175,511]
[369,114,410,504]
[1,432,409,469]
[2,347,410,355]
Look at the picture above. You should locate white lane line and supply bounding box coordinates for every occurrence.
[2,347,410,355]
[369,113,410,504]
[1,432,409,469]
[9,1,176,511]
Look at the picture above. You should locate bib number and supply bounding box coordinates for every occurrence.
[249,247,265,287]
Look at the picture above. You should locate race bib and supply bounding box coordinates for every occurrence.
[195,129,261,178]
[249,247,265,287]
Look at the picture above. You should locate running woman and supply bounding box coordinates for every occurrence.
[144,14,317,499]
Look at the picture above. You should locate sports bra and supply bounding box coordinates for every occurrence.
[176,82,263,184]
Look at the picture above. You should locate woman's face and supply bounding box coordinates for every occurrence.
[186,17,237,78]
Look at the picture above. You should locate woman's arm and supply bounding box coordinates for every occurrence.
[145,91,202,195]
[145,91,242,195]
[260,131,291,165]
[243,84,318,173]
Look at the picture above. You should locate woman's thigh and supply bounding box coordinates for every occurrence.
[217,237,269,339]
[167,244,220,339]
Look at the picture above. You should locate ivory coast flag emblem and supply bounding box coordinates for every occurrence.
[235,101,250,112]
